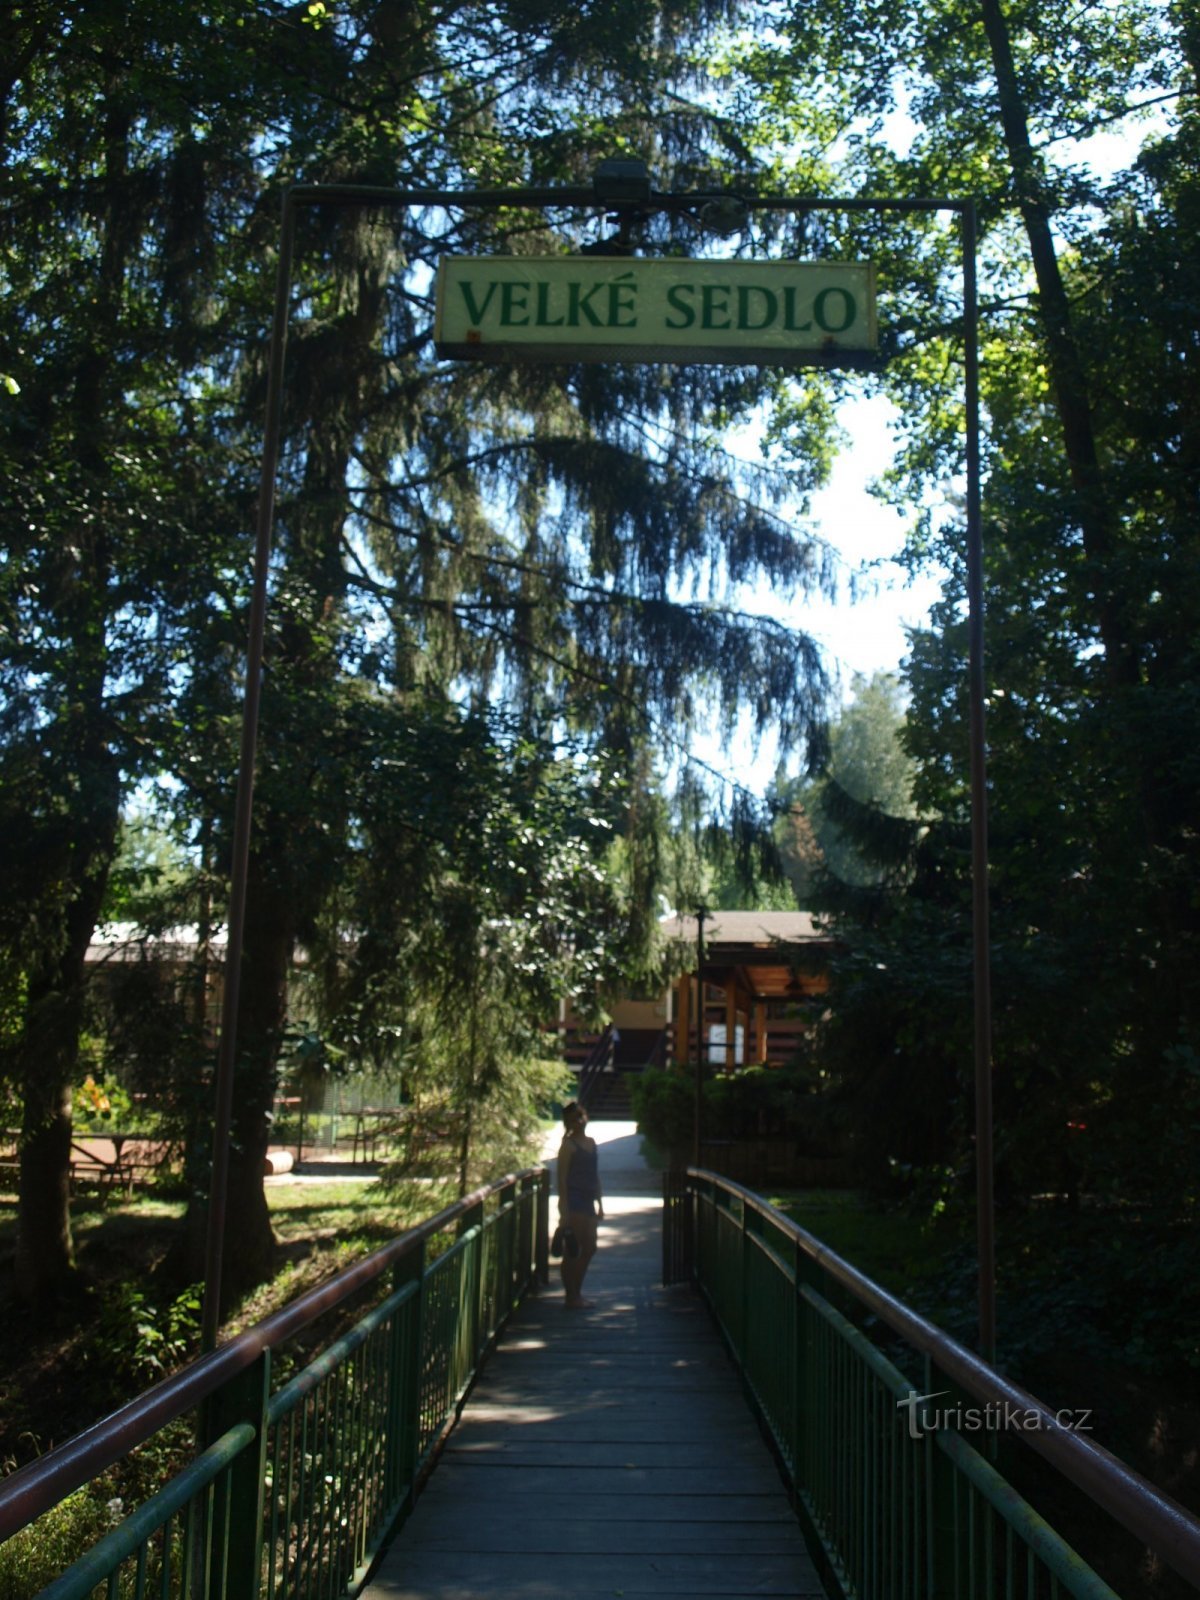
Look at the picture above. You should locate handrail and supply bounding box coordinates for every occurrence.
[687,1167,1200,1590]
[0,1165,546,1544]
[643,1026,668,1070]
[573,1024,613,1111]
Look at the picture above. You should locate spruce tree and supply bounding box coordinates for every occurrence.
[2,0,840,1302]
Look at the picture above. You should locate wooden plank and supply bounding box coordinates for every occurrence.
[399,1521,810,1555]
[442,1439,765,1467]
[372,1552,826,1597]
[413,1462,786,1496]
[447,1412,760,1441]
[412,1491,796,1522]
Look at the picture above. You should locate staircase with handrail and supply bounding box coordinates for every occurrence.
[573,1024,667,1120]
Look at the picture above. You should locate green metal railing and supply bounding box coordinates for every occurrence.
[0,1167,549,1600]
[668,1169,1200,1600]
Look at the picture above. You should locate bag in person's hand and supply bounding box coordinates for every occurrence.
[550,1224,579,1259]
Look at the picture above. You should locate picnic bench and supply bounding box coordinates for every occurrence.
[0,1132,172,1196]
[69,1135,171,1195]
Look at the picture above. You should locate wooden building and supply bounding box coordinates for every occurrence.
[563,910,836,1075]
[659,910,835,1071]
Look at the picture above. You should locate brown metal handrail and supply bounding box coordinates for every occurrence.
[687,1168,1200,1589]
[0,1165,547,1544]
[572,1024,613,1112]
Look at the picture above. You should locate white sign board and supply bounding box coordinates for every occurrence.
[435,256,877,366]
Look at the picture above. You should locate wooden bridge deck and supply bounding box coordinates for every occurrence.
[366,1151,828,1600]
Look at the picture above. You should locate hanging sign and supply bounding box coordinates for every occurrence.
[434,256,877,366]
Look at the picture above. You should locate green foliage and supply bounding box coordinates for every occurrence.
[665,768,798,915]
[306,711,632,1190]
[770,1188,958,1300]
[704,1065,825,1139]
[773,671,918,900]
[86,1284,203,1392]
[101,813,195,926]
[721,4,1200,1252]
[70,1074,151,1135]
[381,1054,572,1190]
[3,0,845,1296]
[0,1485,122,1600]
[630,1065,694,1156]
[631,1064,824,1158]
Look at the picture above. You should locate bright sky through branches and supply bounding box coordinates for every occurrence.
[681,86,1170,801]
[684,392,946,797]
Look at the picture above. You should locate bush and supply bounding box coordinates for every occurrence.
[380,1053,573,1189]
[629,1066,694,1158]
[631,1064,828,1160]
[0,1485,119,1600]
[87,1284,203,1393]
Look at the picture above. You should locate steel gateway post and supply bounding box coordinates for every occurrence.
[202,169,994,1362]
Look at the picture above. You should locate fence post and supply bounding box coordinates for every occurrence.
[390,1238,425,1514]
[458,1198,486,1372]
[662,1168,691,1285]
[535,1167,550,1285]
[693,1172,709,1291]
[204,1350,271,1599]
[923,1355,961,1598]
[488,1187,510,1340]
[519,1172,538,1295]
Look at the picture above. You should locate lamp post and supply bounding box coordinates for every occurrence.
[201,170,992,1363]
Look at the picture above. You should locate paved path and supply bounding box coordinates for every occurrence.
[366,1122,827,1600]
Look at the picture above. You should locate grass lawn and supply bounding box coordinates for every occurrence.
[0,1173,461,1471]
[265,1174,456,1245]
[765,1186,963,1303]
[0,1173,471,1599]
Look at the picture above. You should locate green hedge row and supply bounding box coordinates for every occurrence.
[630,1065,831,1159]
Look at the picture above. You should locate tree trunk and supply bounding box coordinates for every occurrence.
[1170,0,1200,92]
[14,501,120,1301]
[16,1012,76,1303]
[16,822,117,1301]
[14,80,130,1302]
[978,0,1139,688]
[190,846,294,1308]
[182,813,219,1281]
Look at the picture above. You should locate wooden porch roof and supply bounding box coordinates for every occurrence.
[660,910,836,1002]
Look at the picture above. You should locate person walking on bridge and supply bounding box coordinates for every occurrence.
[557,1102,603,1308]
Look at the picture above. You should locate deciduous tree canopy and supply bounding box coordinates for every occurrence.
[723,0,1200,1232]
[1,0,836,1301]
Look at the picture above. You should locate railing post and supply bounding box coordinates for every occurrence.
[694,1171,711,1290]
[204,1350,270,1599]
[739,1189,750,1371]
[535,1166,550,1285]
[517,1173,534,1299]
[527,1169,542,1290]
[391,1239,425,1513]
[458,1198,486,1370]
[489,1185,509,1337]
[663,1166,694,1285]
[791,1233,812,1497]
[923,1355,961,1598]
